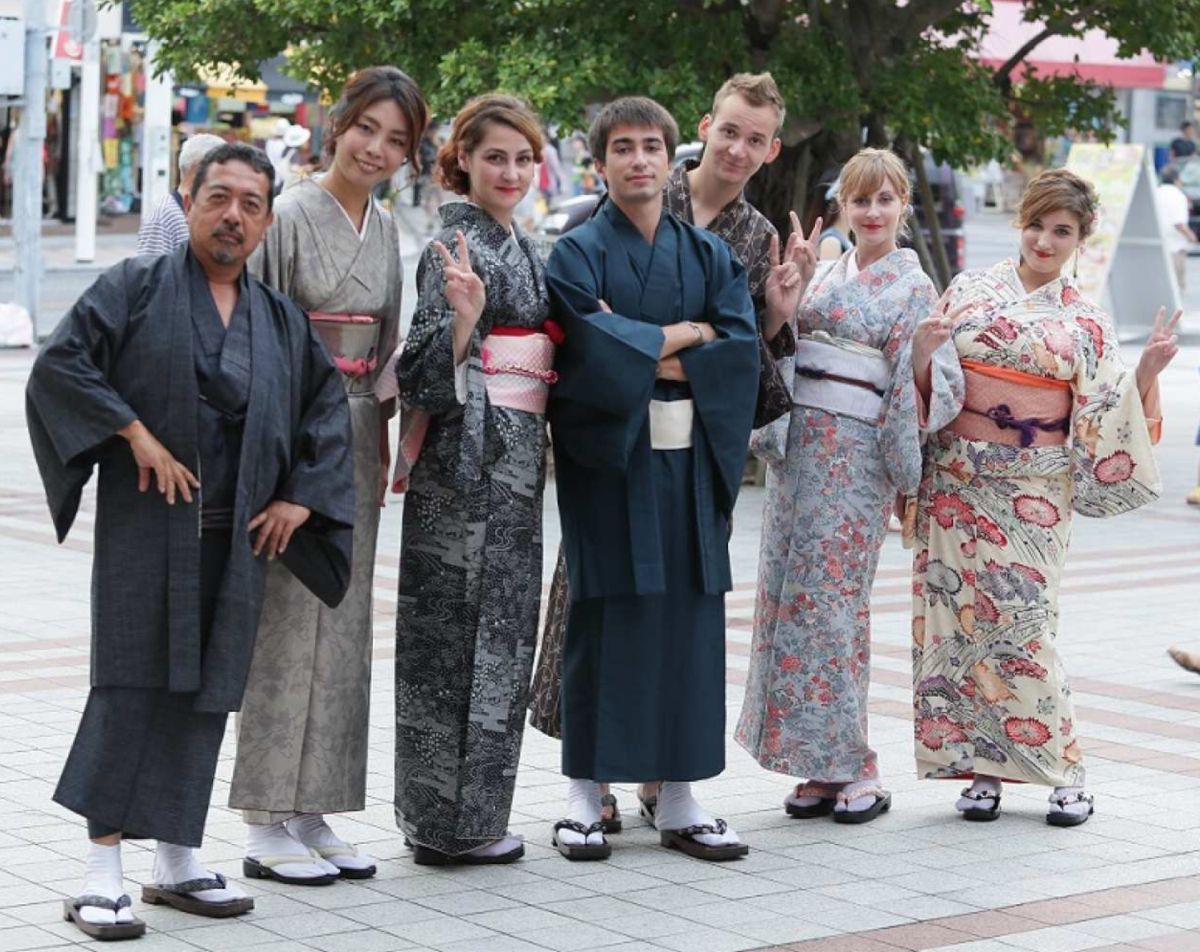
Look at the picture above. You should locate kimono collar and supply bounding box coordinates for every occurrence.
[995,257,1074,307]
[667,159,749,232]
[304,176,375,241]
[439,200,523,245]
[810,246,920,299]
[599,196,668,244]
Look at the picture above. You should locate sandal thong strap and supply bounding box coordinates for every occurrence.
[156,872,227,894]
[793,783,839,799]
[313,844,360,859]
[1049,791,1094,809]
[959,787,1000,801]
[554,819,604,836]
[836,785,886,805]
[599,793,619,808]
[673,818,729,837]
[252,852,325,867]
[74,893,132,912]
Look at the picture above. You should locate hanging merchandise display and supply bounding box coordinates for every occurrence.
[98,39,146,215]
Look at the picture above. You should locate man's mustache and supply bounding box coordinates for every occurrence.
[211,224,244,242]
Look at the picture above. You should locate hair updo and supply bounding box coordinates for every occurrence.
[1016,168,1099,239]
[436,94,545,195]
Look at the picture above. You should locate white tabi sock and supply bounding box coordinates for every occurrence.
[286,813,374,872]
[654,781,741,847]
[1049,785,1092,818]
[246,821,334,879]
[786,780,844,810]
[558,779,604,847]
[79,842,134,926]
[466,834,524,858]
[834,778,886,813]
[154,842,247,904]
[956,775,1002,813]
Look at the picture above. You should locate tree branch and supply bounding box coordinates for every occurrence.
[992,2,1106,85]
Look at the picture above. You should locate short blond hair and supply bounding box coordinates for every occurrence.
[711,72,786,131]
[1016,168,1099,239]
[838,148,911,204]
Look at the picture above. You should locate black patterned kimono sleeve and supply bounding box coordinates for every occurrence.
[396,245,463,416]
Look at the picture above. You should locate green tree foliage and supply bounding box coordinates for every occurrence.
[132,0,1200,279]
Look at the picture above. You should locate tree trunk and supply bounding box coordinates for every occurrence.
[746,129,856,237]
[908,142,952,290]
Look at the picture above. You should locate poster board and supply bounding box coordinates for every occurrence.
[1066,143,1181,340]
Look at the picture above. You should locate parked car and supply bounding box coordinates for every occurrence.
[533,142,703,258]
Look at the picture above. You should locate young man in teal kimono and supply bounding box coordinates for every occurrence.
[546,97,759,862]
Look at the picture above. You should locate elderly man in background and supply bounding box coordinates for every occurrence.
[135,133,226,255]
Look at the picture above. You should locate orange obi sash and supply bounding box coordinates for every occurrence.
[946,359,1072,448]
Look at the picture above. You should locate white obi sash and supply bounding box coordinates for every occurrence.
[792,332,890,424]
[649,399,694,449]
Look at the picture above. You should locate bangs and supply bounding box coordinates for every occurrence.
[838,149,910,203]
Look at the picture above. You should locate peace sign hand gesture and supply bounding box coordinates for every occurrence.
[787,211,824,286]
[435,230,486,327]
[763,231,804,334]
[1136,306,1182,388]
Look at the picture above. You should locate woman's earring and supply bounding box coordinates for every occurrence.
[1073,248,1082,281]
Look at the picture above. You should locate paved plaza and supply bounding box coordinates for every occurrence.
[0,214,1198,950]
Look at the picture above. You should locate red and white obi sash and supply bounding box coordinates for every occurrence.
[480,326,558,414]
[391,321,562,493]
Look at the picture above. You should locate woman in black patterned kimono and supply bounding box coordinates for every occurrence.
[393,95,552,865]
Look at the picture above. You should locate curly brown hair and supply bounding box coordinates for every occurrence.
[323,66,428,171]
[1016,168,1099,239]
[436,94,545,195]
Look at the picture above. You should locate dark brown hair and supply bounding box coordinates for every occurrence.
[588,96,679,163]
[1016,168,1099,239]
[436,94,545,195]
[323,66,428,170]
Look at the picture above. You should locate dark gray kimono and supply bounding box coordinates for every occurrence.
[26,246,354,845]
[394,202,549,856]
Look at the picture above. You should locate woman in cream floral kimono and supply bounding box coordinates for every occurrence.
[909,168,1180,826]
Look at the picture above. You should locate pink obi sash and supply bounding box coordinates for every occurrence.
[308,312,380,378]
[481,327,558,414]
[946,359,1072,448]
[390,321,562,494]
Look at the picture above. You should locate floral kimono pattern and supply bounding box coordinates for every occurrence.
[912,259,1161,787]
[736,248,960,781]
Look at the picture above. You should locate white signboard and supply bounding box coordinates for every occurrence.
[1066,143,1181,340]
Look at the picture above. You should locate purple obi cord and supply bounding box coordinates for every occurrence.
[969,403,1070,448]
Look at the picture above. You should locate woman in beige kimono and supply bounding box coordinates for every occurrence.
[910,168,1179,826]
[230,66,427,883]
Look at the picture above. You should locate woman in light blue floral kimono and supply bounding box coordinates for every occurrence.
[737,149,962,823]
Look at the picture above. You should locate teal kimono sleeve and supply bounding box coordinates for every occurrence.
[546,236,664,471]
[676,241,759,513]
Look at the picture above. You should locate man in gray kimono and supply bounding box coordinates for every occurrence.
[26,143,354,941]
